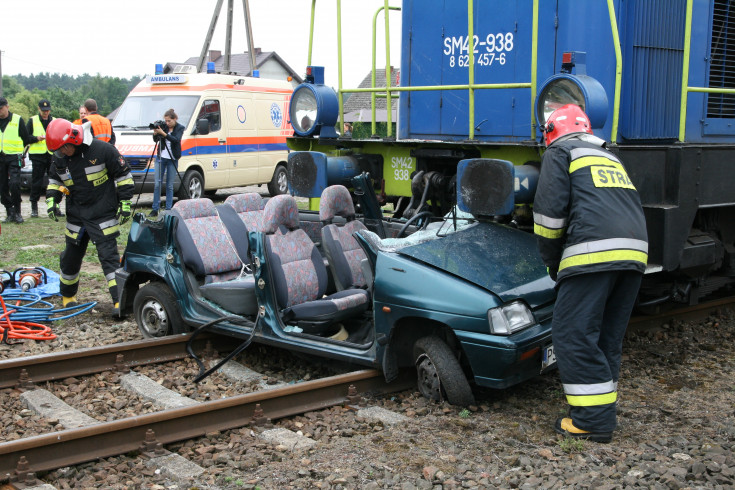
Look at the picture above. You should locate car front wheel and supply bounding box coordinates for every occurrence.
[178,169,204,200]
[413,336,475,406]
[133,282,186,338]
[267,164,288,196]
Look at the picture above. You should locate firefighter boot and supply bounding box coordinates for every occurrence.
[12,206,24,224]
[31,201,38,218]
[554,417,612,443]
[3,207,12,223]
[62,296,79,308]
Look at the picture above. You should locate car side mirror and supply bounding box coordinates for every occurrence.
[195,118,210,135]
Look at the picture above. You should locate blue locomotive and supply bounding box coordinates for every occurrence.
[287,0,735,308]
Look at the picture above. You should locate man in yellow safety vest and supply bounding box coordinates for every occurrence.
[0,97,33,224]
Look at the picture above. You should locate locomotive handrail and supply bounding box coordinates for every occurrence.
[678,0,735,141]
[314,0,625,143]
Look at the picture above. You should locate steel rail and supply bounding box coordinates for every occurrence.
[0,333,229,390]
[0,369,415,480]
[630,296,735,330]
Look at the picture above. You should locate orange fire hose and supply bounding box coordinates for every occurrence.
[0,296,56,342]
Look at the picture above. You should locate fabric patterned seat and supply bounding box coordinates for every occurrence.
[222,193,266,232]
[262,194,369,334]
[319,185,369,291]
[171,198,257,315]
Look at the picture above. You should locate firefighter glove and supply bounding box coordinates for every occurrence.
[547,265,558,281]
[118,200,132,224]
[46,197,59,222]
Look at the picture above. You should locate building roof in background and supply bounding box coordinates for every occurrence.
[343,68,400,123]
[166,49,302,83]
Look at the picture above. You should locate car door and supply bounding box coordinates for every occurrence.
[192,96,229,188]
[224,93,259,186]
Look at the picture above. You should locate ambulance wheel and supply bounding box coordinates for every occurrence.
[413,336,475,407]
[178,170,204,200]
[267,164,288,196]
[134,282,186,338]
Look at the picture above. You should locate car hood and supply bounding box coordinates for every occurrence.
[396,222,556,308]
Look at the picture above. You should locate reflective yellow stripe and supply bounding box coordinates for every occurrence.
[569,156,627,174]
[59,275,79,285]
[116,178,134,187]
[65,229,79,239]
[107,279,117,288]
[63,179,74,186]
[559,250,648,271]
[87,169,107,181]
[93,174,109,186]
[534,223,566,239]
[47,184,61,192]
[102,225,120,236]
[566,391,618,407]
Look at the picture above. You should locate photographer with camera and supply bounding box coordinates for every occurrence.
[150,108,184,217]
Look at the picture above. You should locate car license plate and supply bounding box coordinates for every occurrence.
[541,344,556,370]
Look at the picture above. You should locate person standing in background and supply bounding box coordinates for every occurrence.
[0,97,33,223]
[26,99,54,218]
[83,99,116,144]
[150,108,184,217]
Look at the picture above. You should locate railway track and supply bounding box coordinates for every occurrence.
[0,296,731,487]
[0,334,415,487]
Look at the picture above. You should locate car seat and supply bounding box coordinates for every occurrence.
[319,185,369,291]
[261,194,369,335]
[170,198,257,315]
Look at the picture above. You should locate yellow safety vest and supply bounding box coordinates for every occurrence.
[0,114,23,155]
[28,115,52,155]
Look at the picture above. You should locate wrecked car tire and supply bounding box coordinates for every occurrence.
[134,282,186,338]
[414,336,475,407]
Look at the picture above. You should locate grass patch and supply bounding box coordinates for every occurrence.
[0,211,139,286]
[558,437,585,453]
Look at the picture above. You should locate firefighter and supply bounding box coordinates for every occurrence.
[45,118,133,314]
[82,99,115,144]
[533,104,648,443]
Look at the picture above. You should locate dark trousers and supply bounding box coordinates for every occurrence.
[552,270,642,432]
[60,231,121,303]
[0,157,22,209]
[29,155,51,203]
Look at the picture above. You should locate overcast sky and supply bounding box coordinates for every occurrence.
[3,0,402,89]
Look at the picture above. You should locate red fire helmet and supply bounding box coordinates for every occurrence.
[542,104,593,146]
[46,118,84,151]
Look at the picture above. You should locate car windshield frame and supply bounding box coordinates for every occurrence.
[112,95,199,130]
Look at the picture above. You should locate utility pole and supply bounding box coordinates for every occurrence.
[196,0,257,75]
[243,0,257,76]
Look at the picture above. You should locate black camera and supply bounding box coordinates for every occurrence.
[149,120,168,142]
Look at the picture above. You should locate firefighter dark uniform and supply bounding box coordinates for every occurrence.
[0,101,33,223]
[84,113,116,144]
[27,109,54,216]
[533,105,648,442]
[46,123,133,307]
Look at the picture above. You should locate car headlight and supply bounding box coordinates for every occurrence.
[488,301,535,335]
[289,83,339,138]
[536,74,608,130]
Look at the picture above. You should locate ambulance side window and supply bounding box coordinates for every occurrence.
[195,99,222,133]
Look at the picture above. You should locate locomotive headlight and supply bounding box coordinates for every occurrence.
[289,83,339,138]
[536,74,608,130]
[488,301,535,335]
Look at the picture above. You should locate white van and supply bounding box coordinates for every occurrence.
[113,71,293,198]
